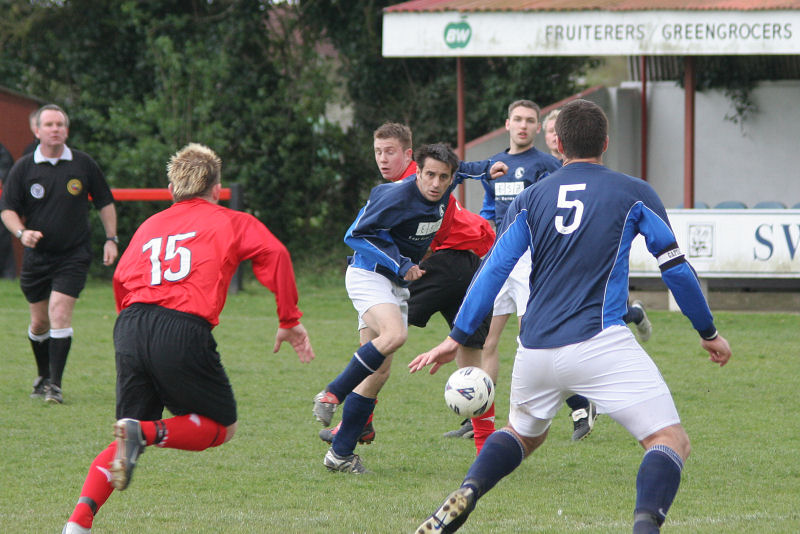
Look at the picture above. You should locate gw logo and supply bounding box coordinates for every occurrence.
[444,21,471,49]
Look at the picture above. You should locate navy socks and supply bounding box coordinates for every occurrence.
[327,341,385,401]
[462,429,525,499]
[634,444,684,529]
[332,392,375,457]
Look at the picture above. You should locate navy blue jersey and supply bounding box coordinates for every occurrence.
[478,147,561,228]
[345,162,489,286]
[346,176,453,286]
[452,162,716,349]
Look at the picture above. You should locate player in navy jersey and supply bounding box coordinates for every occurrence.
[410,99,732,533]
[313,143,504,473]
[317,123,497,452]
[465,99,600,444]
[1,104,118,405]
[543,107,653,348]
[60,144,314,534]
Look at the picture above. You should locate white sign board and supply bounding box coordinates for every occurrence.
[383,11,800,57]
[630,210,800,278]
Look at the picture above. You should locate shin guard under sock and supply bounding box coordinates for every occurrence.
[327,341,386,401]
[462,429,525,499]
[29,329,51,379]
[634,444,684,528]
[68,441,117,528]
[48,328,73,386]
[471,402,496,455]
[141,414,227,450]
[332,392,375,457]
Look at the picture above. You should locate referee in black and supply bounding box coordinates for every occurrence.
[0,104,118,404]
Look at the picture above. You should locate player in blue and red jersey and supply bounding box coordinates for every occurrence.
[410,99,732,534]
[317,123,497,452]
[61,143,314,534]
[312,142,504,473]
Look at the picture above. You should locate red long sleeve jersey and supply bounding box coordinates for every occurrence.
[113,198,302,328]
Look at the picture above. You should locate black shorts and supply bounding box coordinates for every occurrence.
[114,303,237,426]
[407,249,491,349]
[20,243,91,303]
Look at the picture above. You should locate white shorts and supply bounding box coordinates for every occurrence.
[508,325,680,441]
[493,252,531,317]
[345,266,410,330]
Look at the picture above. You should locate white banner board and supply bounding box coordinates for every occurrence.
[630,210,800,278]
[383,11,800,57]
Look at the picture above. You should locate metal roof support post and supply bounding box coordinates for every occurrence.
[683,56,696,210]
[456,56,466,205]
[640,55,648,181]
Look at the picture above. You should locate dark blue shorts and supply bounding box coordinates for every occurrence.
[114,303,237,426]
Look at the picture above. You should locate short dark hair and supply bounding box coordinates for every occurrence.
[414,143,459,175]
[374,122,412,151]
[554,99,607,159]
[507,99,541,120]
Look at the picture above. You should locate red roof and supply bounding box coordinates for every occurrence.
[385,0,800,12]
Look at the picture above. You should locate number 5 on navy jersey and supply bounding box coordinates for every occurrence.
[555,184,586,235]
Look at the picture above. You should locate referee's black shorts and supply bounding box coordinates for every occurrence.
[408,249,491,349]
[114,303,237,426]
[20,243,91,303]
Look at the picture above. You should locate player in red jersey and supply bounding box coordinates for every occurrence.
[61,143,314,534]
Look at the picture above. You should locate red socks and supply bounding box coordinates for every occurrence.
[67,442,117,529]
[472,402,496,455]
[141,414,228,450]
[67,414,228,528]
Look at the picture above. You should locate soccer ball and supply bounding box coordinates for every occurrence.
[444,366,495,418]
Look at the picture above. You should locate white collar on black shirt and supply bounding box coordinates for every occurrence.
[34,144,73,166]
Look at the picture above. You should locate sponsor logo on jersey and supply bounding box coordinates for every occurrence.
[30,183,45,199]
[67,178,83,196]
[495,181,524,199]
[416,219,442,236]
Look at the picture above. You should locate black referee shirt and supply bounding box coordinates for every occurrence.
[0,147,114,253]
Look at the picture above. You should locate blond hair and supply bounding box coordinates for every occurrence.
[542,108,560,128]
[167,143,221,202]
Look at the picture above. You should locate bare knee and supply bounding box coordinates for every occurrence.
[224,422,238,444]
[505,425,548,457]
[641,424,690,461]
[375,329,407,355]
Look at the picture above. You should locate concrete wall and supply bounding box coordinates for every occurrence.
[462,80,800,213]
[643,80,800,209]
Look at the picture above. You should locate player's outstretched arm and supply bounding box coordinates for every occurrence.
[274,323,315,363]
[700,334,732,367]
[408,337,460,375]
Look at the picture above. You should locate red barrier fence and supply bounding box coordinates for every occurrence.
[112,188,232,201]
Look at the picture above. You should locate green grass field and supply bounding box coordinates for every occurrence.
[1,275,799,533]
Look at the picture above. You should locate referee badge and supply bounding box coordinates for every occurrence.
[30,183,45,199]
[67,179,83,196]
